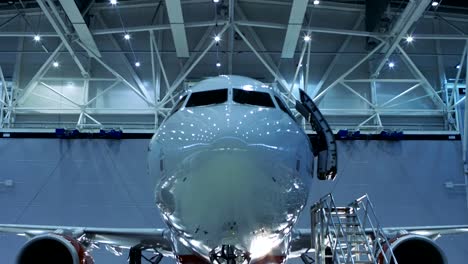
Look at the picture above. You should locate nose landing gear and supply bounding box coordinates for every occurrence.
[210,245,251,264]
[128,245,163,264]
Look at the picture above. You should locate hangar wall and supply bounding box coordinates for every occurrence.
[0,138,467,263]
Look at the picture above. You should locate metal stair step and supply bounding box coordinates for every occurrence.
[332,214,357,218]
[333,221,360,225]
[313,193,398,264]
[351,250,373,254]
[335,257,374,263]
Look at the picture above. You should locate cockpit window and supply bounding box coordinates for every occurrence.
[233,88,275,108]
[170,95,187,115]
[275,96,291,114]
[185,89,228,107]
[274,95,295,119]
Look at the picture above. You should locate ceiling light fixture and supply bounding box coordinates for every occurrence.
[405,35,414,43]
[388,61,395,68]
[216,62,221,68]
[110,0,118,5]
[431,1,439,7]
[213,0,220,3]
[52,61,59,68]
[303,35,311,42]
[313,0,320,5]
[135,61,141,67]
[124,34,130,40]
[214,35,221,42]
[33,35,41,42]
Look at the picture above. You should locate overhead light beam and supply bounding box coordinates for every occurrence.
[164,0,189,57]
[281,0,309,58]
[58,0,102,58]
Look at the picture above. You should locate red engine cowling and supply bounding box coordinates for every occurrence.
[17,234,94,264]
[379,234,447,264]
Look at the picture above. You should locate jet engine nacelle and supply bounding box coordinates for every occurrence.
[379,234,447,264]
[17,234,94,264]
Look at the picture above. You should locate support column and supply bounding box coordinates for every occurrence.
[463,41,468,208]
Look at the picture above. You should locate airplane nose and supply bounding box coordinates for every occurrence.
[153,105,312,258]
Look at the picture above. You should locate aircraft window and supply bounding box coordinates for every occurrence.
[185,89,228,107]
[275,96,291,114]
[233,89,275,108]
[170,95,187,115]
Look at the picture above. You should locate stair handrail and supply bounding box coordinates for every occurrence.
[319,194,356,264]
[350,194,399,264]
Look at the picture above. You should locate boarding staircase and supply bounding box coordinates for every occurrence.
[311,194,398,264]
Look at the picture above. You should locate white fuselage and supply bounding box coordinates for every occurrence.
[148,76,313,261]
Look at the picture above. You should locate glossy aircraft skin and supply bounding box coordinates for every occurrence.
[148,75,313,261]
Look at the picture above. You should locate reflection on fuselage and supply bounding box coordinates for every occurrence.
[148,76,313,261]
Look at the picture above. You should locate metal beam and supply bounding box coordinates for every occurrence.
[36,0,89,77]
[340,82,375,108]
[31,91,77,108]
[235,6,290,94]
[0,20,383,39]
[449,41,468,106]
[463,41,468,208]
[287,42,308,102]
[17,43,64,105]
[228,0,235,74]
[0,32,58,37]
[381,83,422,107]
[164,0,189,57]
[0,65,7,127]
[312,15,364,98]
[452,96,465,110]
[235,20,384,39]
[320,108,445,116]
[313,41,386,102]
[0,21,224,38]
[397,45,445,108]
[92,20,227,35]
[76,41,155,106]
[150,31,156,103]
[344,79,421,83]
[304,41,312,93]
[281,0,309,58]
[12,19,25,98]
[172,25,215,89]
[385,90,444,108]
[357,113,378,128]
[58,0,101,57]
[233,25,290,94]
[372,0,431,77]
[413,34,468,40]
[160,23,230,105]
[96,15,152,102]
[151,34,170,98]
[40,82,81,107]
[85,81,120,107]
[0,66,9,104]
[83,112,102,126]
[41,77,118,82]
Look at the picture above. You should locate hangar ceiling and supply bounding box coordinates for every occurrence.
[0,0,467,133]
